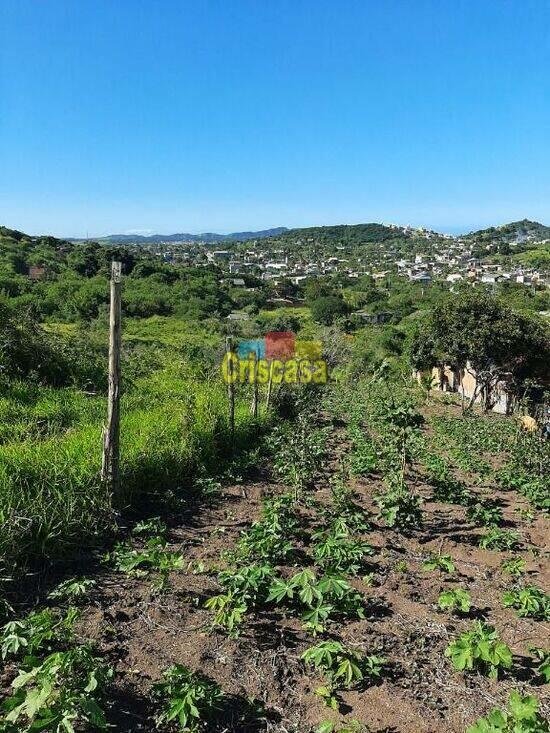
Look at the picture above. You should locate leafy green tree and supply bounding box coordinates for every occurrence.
[311,296,349,326]
[408,291,550,410]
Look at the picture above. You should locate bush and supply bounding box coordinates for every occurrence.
[311,296,348,325]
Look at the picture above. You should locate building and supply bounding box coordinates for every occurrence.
[414,361,513,414]
[356,311,393,324]
[28,266,48,281]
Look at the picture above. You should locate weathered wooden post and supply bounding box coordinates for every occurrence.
[251,355,259,418]
[265,361,274,411]
[225,336,235,443]
[102,261,122,499]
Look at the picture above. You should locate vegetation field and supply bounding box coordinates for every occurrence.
[0,226,548,732]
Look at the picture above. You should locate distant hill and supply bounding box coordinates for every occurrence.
[271,222,408,245]
[83,227,289,245]
[463,219,550,244]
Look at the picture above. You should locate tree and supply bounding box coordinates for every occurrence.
[408,291,550,411]
[310,296,349,326]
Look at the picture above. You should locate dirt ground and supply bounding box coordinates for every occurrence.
[3,404,549,733]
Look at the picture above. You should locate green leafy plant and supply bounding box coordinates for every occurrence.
[133,516,168,537]
[204,564,274,634]
[326,478,370,533]
[0,645,112,732]
[153,664,223,732]
[348,425,377,476]
[374,474,423,531]
[422,553,456,574]
[48,578,96,603]
[268,417,327,499]
[501,557,526,577]
[267,570,365,635]
[424,452,473,505]
[467,690,548,733]
[529,647,550,684]
[301,640,384,709]
[105,534,184,591]
[234,494,298,563]
[204,593,247,635]
[467,501,503,528]
[479,529,520,552]
[445,622,512,678]
[1,608,79,661]
[438,589,472,614]
[503,586,550,621]
[313,529,374,575]
[316,720,367,733]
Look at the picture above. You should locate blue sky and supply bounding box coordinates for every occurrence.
[1,1,549,238]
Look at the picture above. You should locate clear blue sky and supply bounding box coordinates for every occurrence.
[1,1,549,238]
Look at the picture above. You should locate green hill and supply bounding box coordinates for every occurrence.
[464,219,550,244]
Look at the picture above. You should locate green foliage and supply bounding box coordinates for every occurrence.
[302,640,384,709]
[501,557,526,577]
[422,553,456,574]
[408,291,550,410]
[106,534,184,592]
[310,296,349,326]
[479,529,521,551]
[0,361,265,571]
[0,305,106,389]
[502,586,550,621]
[205,564,274,634]
[1,608,78,661]
[268,417,327,498]
[235,494,299,563]
[374,475,423,531]
[445,622,512,678]
[324,476,370,534]
[0,645,112,732]
[467,690,548,733]
[48,578,96,603]
[153,664,223,732]
[467,501,503,528]
[204,593,247,635]
[316,722,366,733]
[266,570,365,635]
[312,528,374,575]
[347,425,377,476]
[438,589,472,614]
[422,447,475,505]
[530,647,550,684]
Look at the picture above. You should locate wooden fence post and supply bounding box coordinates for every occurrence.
[226,336,235,443]
[102,261,122,499]
[265,361,274,411]
[251,355,259,418]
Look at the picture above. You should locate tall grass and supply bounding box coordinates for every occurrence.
[0,362,266,570]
